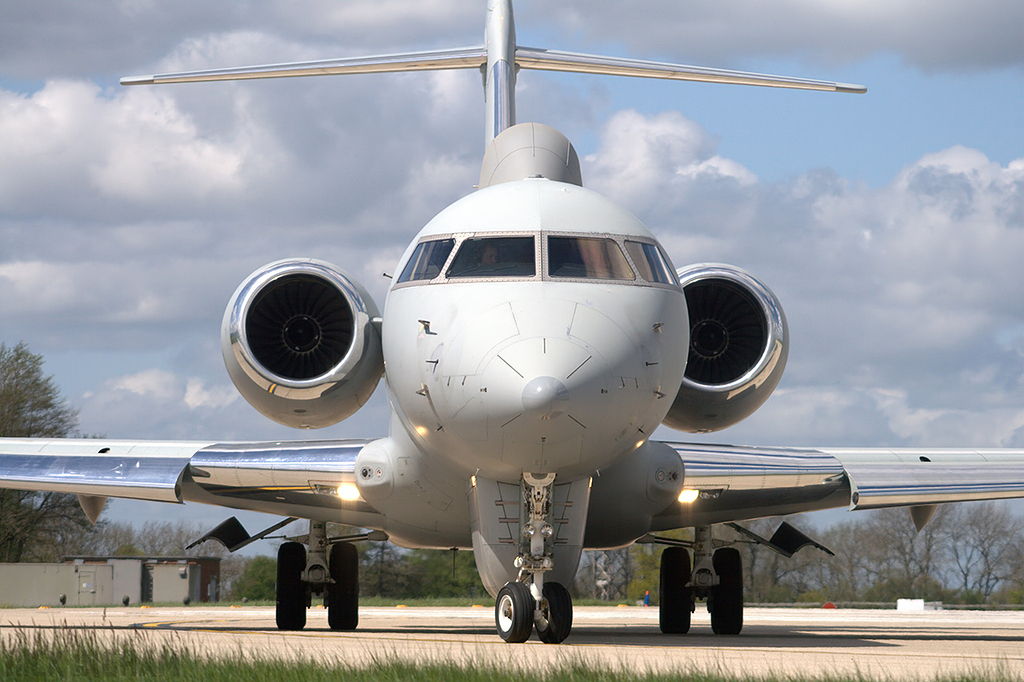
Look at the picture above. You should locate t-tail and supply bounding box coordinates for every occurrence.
[121,0,865,147]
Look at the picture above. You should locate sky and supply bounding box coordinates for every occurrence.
[2,0,1023,544]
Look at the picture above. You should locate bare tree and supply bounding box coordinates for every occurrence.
[0,342,86,562]
[941,502,1019,602]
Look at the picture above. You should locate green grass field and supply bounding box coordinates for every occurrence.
[0,628,1018,682]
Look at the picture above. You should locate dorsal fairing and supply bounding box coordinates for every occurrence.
[479,122,583,188]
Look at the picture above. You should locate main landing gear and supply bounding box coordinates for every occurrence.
[494,473,574,644]
[274,520,365,631]
[659,525,744,635]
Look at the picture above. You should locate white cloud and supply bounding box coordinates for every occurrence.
[1,2,1021,456]
[532,0,1024,71]
[590,110,1024,447]
[109,368,179,401]
[0,81,281,217]
[586,110,754,212]
[183,378,238,410]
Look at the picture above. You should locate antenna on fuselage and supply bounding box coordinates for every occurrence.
[121,0,865,148]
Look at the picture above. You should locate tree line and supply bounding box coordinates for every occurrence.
[225,502,1024,605]
[580,503,1024,606]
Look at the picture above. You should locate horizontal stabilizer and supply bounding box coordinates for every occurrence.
[122,45,865,95]
[515,47,866,94]
[121,46,487,85]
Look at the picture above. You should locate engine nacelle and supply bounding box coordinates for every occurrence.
[662,263,788,433]
[222,259,383,429]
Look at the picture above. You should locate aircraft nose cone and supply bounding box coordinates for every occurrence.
[521,376,569,418]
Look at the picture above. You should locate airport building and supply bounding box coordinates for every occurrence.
[0,556,221,607]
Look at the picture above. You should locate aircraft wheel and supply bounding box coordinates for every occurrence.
[327,542,359,631]
[710,547,743,635]
[659,546,692,634]
[275,541,307,631]
[536,582,572,643]
[495,581,534,643]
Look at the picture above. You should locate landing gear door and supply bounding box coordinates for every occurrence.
[469,475,591,598]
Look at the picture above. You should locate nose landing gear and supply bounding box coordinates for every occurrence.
[494,472,574,643]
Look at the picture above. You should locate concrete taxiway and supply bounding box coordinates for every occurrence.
[2,605,1022,679]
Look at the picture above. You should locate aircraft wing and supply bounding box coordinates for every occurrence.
[0,438,208,503]
[667,441,1024,514]
[823,447,1024,509]
[4,437,1023,522]
[0,437,374,523]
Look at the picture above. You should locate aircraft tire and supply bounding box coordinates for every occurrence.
[659,546,692,634]
[710,547,743,635]
[275,541,307,631]
[327,542,359,631]
[536,581,572,643]
[495,581,534,643]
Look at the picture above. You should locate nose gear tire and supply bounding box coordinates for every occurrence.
[536,581,573,643]
[495,581,534,643]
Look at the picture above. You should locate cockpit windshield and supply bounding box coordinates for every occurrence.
[548,236,633,280]
[446,236,536,278]
[394,232,679,289]
[397,238,455,283]
[624,240,675,285]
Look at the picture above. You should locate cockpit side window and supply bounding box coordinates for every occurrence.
[548,236,634,280]
[625,240,675,285]
[446,236,536,278]
[397,238,455,283]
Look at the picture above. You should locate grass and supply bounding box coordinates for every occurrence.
[0,629,1019,682]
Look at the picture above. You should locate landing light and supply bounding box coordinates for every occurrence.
[678,489,700,504]
[414,425,429,437]
[337,483,361,501]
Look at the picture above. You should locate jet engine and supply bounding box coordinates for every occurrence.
[222,259,383,429]
[663,264,788,433]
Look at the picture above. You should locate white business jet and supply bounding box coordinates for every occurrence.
[3,0,1023,643]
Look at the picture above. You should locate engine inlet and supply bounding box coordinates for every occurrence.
[246,275,354,380]
[683,279,765,384]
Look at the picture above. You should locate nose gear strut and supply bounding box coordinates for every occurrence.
[495,472,573,643]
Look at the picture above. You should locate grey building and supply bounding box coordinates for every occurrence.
[0,556,221,607]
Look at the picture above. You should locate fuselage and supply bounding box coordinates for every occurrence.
[382,178,689,481]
